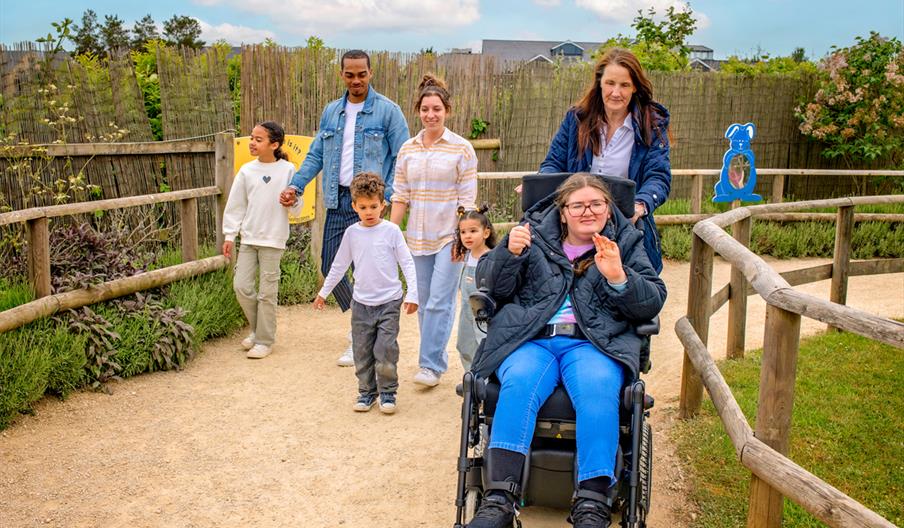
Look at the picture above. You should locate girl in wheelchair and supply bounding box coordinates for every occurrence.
[466,173,666,528]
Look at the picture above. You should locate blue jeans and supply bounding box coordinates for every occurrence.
[413,242,464,374]
[489,336,624,482]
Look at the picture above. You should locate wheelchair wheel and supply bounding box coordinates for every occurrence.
[463,488,481,523]
[638,422,653,519]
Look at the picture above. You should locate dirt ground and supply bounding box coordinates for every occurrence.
[1,258,901,528]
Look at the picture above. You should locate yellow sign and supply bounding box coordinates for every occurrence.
[234,135,316,223]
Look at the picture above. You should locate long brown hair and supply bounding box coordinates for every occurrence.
[574,48,657,155]
[554,173,615,276]
[414,74,452,112]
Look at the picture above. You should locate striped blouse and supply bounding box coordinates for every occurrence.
[391,127,478,256]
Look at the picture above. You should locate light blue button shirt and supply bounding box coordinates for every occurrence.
[590,117,634,179]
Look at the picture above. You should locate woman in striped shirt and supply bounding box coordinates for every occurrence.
[390,74,478,388]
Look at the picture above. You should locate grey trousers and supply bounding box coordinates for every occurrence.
[233,244,284,346]
[351,298,402,395]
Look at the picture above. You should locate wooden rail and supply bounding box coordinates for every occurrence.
[476,169,904,214]
[676,195,904,527]
[2,140,216,157]
[676,318,896,528]
[0,133,236,331]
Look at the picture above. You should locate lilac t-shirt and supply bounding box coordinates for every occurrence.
[548,241,626,325]
[548,242,594,324]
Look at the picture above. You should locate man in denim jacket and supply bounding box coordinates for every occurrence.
[280,50,409,366]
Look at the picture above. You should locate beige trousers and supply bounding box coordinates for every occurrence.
[233,244,284,346]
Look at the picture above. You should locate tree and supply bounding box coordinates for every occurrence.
[100,14,130,52]
[71,9,102,56]
[632,5,697,56]
[593,5,698,71]
[796,32,904,167]
[131,14,159,51]
[306,35,324,50]
[163,15,204,49]
[791,47,807,63]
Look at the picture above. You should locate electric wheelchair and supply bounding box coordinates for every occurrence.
[453,173,660,528]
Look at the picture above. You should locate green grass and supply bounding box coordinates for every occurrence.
[672,330,904,527]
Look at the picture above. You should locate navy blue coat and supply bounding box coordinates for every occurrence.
[538,103,672,272]
[471,194,667,381]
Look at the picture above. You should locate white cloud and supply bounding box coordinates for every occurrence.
[576,0,708,29]
[195,0,480,34]
[533,0,562,6]
[197,19,276,44]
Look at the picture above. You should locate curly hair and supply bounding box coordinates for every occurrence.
[350,172,385,202]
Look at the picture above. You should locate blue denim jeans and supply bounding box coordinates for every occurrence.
[489,336,624,482]
[413,242,464,374]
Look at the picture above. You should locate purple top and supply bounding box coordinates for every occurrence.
[548,242,594,324]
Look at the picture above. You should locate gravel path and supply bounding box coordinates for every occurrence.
[1,258,901,528]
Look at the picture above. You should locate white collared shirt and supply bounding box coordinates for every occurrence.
[590,117,634,179]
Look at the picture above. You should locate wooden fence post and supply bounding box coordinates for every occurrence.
[691,173,703,214]
[726,216,751,359]
[679,232,714,418]
[26,217,52,298]
[771,174,785,203]
[747,304,802,528]
[828,205,854,332]
[180,198,199,262]
[214,132,235,253]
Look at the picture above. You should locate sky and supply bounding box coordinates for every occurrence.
[0,0,902,60]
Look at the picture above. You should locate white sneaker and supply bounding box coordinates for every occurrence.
[241,334,255,350]
[247,344,272,359]
[413,368,441,387]
[336,345,355,367]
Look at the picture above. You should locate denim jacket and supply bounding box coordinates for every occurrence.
[289,87,410,208]
[538,103,671,272]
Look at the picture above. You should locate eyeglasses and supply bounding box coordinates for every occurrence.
[564,200,608,217]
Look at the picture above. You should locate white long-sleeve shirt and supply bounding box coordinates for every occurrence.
[222,159,301,249]
[318,220,418,307]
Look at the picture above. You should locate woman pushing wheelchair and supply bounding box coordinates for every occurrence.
[466,173,666,528]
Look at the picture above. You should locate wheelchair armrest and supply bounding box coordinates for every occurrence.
[636,316,660,336]
[469,289,496,324]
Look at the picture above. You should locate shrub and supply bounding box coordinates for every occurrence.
[796,32,904,167]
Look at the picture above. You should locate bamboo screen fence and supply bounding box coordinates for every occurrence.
[1,44,898,227]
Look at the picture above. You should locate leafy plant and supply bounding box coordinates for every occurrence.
[720,54,818,77]
[118,292,195,371]
[469,117,490,139]
[62,306,122,391]
[796,32,904,167]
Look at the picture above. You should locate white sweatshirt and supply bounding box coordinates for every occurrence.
[222,159,301,249]
[319,221,419,307]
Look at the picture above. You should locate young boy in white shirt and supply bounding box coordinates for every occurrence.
[313,172,418,414]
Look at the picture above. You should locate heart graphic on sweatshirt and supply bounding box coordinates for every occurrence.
[262,175,271,184]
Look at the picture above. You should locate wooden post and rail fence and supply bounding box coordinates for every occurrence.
[675,196,904,528]
[1,132,902,333]
[1,134,903,525]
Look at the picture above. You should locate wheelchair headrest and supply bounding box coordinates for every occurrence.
[521,173,637,219]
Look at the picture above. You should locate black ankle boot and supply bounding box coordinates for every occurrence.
[568,492,611,528]
[466,492,517,528]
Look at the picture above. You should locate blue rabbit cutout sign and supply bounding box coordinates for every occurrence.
[713,122,762,203]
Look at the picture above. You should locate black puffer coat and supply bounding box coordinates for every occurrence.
[471,193,667,380]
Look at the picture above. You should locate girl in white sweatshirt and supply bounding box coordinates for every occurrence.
[222,122,301,359]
